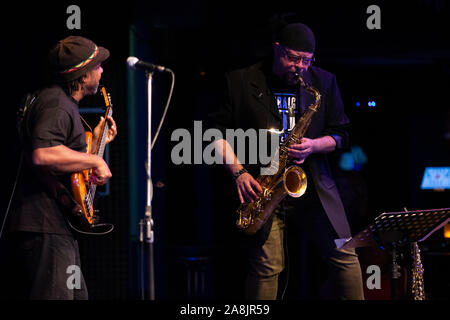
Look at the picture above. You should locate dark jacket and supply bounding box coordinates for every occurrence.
[209,60,352,239]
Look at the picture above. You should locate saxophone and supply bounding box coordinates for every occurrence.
[236,74,321,235]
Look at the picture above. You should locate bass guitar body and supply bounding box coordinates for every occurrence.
[71,131,97,227]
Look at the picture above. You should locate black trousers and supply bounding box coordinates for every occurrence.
[1,232,88,300]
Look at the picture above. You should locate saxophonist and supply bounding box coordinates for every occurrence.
[209,22,364,299]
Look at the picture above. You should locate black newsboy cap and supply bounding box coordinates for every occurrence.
[49,36,109,82]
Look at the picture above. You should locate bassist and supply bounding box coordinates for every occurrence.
[3,36,116,300]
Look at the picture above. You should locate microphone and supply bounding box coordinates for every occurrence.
[127,56,167,72]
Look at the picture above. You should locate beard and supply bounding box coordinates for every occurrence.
[83,79,100,95]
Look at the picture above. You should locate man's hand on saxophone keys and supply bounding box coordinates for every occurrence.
[288,136,337,164]
[288,137,316,164]
[235,172,263,204]
[214,138,264,204]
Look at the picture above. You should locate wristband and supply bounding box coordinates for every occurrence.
[232,168,248,181]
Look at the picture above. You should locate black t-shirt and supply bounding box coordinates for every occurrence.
[267,73,301,145]
[8,85,87,235]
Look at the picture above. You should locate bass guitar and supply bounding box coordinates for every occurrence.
[70,86,114,233]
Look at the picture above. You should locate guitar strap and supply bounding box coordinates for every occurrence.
[0,93,39,240]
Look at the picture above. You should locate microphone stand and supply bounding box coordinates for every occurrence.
[139,71,155,300]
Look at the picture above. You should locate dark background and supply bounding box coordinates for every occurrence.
[1,0,449,301]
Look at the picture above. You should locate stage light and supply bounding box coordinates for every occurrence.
[338,145,367,171]
[444,223,450,239]
[356,101,360,107]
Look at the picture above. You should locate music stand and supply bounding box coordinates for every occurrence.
[337,208,450,250]
[336,208,450,299]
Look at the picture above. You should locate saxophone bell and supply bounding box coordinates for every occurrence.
[283,165,307,198]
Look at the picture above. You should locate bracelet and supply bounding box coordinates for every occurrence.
[232,168,248,181]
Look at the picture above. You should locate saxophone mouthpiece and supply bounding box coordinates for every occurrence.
[295,72,306,88]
